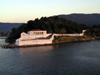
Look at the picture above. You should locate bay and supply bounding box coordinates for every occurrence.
[0,38,100,75]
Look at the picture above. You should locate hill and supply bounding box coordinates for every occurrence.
[1,13,100,32]
[0,22,23,32]
[56,13,100,26]
[6,17,88,43]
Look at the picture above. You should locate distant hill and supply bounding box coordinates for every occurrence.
[0,22,23,32]
[56,13,100,26]
[1,13,100,32]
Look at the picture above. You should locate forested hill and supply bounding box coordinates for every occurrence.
[6,17,88,43]
[56,13,100,26]
[0,22,23,32]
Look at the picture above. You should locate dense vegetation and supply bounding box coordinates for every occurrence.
[85,25,100,37]
[6,17,99,43]
[53,35,92,43]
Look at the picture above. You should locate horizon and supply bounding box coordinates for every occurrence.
[0,13,100,23]
[0,0,100,23]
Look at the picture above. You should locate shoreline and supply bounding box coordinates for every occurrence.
[2,37,100,48]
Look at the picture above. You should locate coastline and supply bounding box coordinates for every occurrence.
[2,37,100,48]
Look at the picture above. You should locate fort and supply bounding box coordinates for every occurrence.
[15,29,86,46]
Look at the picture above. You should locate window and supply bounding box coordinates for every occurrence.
[42,32,43,34]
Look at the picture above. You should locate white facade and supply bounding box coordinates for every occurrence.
[15,29,52,46]
[15,30,86,46]
[27,30,47,35]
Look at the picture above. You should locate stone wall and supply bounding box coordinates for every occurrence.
[20,33,51,40]
[17,39,52,46]
[53,30,86,37]
[28,31,47,35]
[15,30,86,46]
[54,33,84,37]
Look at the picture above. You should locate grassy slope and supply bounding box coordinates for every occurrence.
[53,35,92,43]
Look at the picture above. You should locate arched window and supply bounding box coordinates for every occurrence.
[42,32,43,34]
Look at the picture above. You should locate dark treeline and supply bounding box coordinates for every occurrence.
[86,25,100,37]
[5,17,92,43]
[0,31,10,37]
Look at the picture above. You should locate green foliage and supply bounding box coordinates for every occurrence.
[6,17,88,43]
[53,35,92,43]
[85,24,100,37]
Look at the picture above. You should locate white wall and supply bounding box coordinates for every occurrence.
[18,39,52,46]
[53,30,86,37]
[29,31,47,35]
[19,32,51,40]
[20,32,51,40]
[53,33,84,37]
[15,30,86,46]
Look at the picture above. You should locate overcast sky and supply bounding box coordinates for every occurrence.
[0,0,100,23]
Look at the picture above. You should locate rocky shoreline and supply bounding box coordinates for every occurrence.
[1,37,100,49]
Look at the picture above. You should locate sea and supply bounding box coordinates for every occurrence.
[0,38,100,75]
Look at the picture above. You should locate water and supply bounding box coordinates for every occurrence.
[0,38,100,75]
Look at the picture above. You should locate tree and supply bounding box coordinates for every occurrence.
[60,28,66,34]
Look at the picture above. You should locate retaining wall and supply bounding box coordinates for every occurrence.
[17,39,52,46]
[15,30,86,46]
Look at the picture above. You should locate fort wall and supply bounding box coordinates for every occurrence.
[15,30,86,46]
[16,39,52,46]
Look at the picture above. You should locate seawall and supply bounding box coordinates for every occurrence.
[2,37,100,48]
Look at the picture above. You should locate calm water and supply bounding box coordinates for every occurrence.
[0,39,100,75]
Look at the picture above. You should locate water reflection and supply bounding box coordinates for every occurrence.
[0,39,100,75]
[19,45,54,56]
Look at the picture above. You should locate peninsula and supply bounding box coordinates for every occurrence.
[5,17,100,47]
[15,29,86,46]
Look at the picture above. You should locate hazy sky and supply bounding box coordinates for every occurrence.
[0,0,100,23]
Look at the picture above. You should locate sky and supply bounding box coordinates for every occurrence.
[0,0,100,23]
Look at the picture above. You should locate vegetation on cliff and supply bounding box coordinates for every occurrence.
[6,17,88,43]
[82,25,100,38]
[53,35,92,43]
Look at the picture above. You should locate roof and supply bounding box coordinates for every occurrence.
[29,29,46,31]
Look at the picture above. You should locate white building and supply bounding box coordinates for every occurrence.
[15,29,53,46]
[15,29,86,46]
